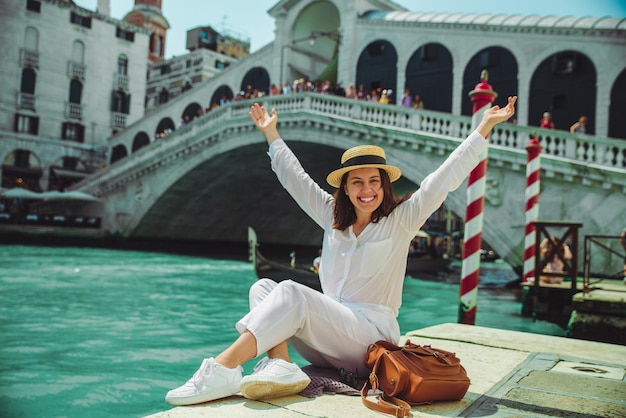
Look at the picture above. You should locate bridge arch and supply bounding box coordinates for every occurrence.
[132,132,151,152]
[461,47,518,116]
[110,144,128,165]
[241,67,271,96]
[529,50,597,133]
[357,40,398,100]
[609,68,626,139]
[182,102,203,122]
[210,84,234,108]
[406,43,453,113]
[155,117,176,138]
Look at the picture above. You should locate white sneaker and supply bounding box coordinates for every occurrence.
[165,358,243,406]
[240,358,311,400]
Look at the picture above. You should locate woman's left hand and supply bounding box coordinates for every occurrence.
[476,96,517,137]
[484,96,517,124]
[250,103,281,144]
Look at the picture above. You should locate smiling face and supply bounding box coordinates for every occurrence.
[344,167,384,218]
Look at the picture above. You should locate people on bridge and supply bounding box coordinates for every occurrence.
[569,115,588,134]
[165,95,517,406]
[540,111,555,129]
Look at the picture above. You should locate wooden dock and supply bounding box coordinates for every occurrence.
[521,279,626,345]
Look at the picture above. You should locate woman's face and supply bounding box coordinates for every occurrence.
[344,167,384,217]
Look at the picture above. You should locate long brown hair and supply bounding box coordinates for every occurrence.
[332,168,408,230]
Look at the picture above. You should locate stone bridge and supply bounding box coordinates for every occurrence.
[74,93,626,270]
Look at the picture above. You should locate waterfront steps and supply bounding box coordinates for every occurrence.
[146,323,626,418]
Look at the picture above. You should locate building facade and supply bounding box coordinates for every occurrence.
[0,0,150,191]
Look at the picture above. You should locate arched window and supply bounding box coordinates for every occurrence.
[69,79,83,104]
[20,68,36,94]
[117,54,128,75]
[157,36,163,56]
[72,40,85,63]
[24,26,38,50]
[149,33,156,53]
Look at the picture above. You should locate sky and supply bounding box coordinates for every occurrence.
[73,0,626,59]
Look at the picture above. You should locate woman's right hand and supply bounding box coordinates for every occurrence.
[249,103,281,144]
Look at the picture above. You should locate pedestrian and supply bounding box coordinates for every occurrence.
[400,88,413,107]
[540,112,555,129]
[412,94,424,110]
[569,115,588,134]
[164,96,517,406]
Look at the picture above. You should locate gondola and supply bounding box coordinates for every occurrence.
[406,253,453,276]
[248,227,322,291]
[248,227,452,289]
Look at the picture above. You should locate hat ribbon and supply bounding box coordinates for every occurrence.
[341,155,386,168]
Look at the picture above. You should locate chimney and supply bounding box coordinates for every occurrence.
[97,0,110,16]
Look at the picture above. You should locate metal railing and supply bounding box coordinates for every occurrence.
[583,235,625,288]
[68,62,86,80]
[20,48,39,67]
[17,92,36,110]
[66,102,83,120]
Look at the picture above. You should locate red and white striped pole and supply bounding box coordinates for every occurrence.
[459,70,497,325]
[523,137,542,283]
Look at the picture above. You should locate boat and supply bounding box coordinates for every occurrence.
[248,227,322,291]
[406,253,453,276]
[248,227,452,288]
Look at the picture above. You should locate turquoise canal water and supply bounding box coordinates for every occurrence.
[0,245,564,418]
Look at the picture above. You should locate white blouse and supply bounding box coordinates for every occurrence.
[268,131,487,318]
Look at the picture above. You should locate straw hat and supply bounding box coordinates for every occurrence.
[326,145,402,188]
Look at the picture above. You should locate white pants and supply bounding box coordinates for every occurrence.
[236,279,399,376]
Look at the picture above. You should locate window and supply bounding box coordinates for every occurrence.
[117,54,128,75]
[553,52,577,75]
[158,88,169,104]
[160,64,171,75]
[70,12,92,29]
[14,114,39,134]
[69,80,83,104]
[62,122,85,142]
[149,33,156,53]
[157,36,163,56]
[26,0,41,12]
[116,27,135,42]
[24,27,39,51]
[20,68,36,94]
[72,40,85,64]
[111,90,131,114]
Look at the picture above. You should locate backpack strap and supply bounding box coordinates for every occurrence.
[361,371,411,417]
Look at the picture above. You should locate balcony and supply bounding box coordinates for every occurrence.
[19,48,39,68]
[17,92,36,110]
[66,102,83,120]
[111,112,127,129]
[114,73,129,91]
[69,62,86,80]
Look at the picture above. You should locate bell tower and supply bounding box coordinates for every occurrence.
[123,0,170,62]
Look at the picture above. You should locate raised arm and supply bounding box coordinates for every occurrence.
[475,96,517,138]
[249,103,280,145]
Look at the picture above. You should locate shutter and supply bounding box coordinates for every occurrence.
[124,94,131,114]
[110,90,117,112]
